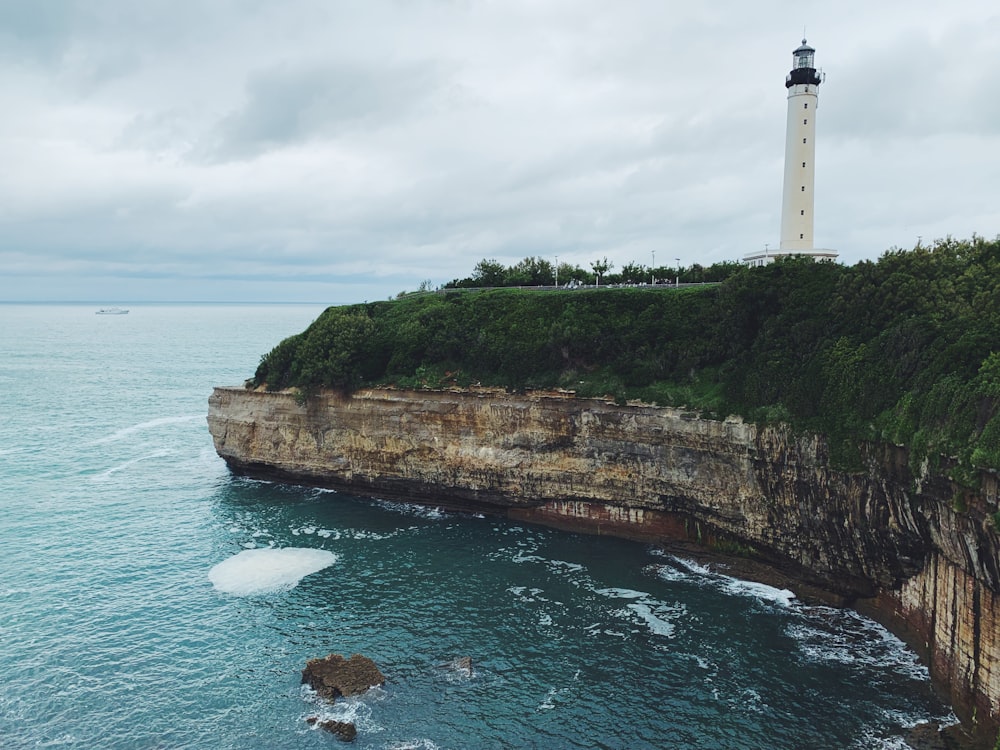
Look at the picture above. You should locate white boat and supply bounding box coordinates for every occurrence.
[96,307,129,315]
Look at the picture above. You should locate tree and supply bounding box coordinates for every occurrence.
[471,259,507,287]
[509,257,554,286]
[617,262,647,284]
[591,257,613,287]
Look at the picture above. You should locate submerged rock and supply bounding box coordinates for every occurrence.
[904,722,983,750]
[306,716,357,742]
[302,653,385,702]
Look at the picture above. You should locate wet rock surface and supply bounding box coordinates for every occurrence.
[306,716,358,742]
[302,653,385,702]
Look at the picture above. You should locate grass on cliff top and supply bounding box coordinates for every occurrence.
[252,238,1000,476]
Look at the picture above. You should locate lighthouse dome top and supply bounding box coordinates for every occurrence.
[794,39,815,54]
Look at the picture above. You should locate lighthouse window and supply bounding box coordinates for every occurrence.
[800,210,805,215]
[800,233,804,239]
[801,186,805,192]
[804,118,808,125]
[804,103,808,109]
[802,161,806,168]
[803,138,807,143]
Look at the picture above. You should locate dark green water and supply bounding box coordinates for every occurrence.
[0,304,952,748]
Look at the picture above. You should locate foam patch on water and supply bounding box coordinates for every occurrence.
[209,548,338,596]
[507,586,547,602]
[594,587,648,599]
[291,525,396,541]
[303,696,382,732]
[626,601,679,638]
[372,498,447,519]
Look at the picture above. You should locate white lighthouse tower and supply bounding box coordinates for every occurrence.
[745,39,837,266]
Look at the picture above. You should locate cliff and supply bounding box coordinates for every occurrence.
[208,385,1000,743]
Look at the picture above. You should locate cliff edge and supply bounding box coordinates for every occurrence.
[208,385,1000,744]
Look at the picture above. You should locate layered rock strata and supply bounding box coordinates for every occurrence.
[208,386,1000,743]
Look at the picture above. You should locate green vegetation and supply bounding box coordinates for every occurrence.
[252,236,1000,473]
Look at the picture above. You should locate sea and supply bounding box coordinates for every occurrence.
[0,303,955,749]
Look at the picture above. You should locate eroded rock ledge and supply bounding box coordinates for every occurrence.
[208,386,1000,745]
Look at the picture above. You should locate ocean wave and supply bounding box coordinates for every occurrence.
[89,415,203,445]
[302,685,386,735]
[371,498,448,519]
[291,525,397,541]
[89,450,174,480]
[383,741,441,750]
[651,557,796,608]
[787,610,930,681]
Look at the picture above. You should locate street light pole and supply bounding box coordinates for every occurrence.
[555,255,559,288]
[675,258,680,287]
[651,250,655,285]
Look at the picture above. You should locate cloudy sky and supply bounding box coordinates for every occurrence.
[1,0,997,303]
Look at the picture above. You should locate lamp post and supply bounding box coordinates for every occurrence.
[554,255,559,288]
[651,250,655,285]
[675,258,680,287]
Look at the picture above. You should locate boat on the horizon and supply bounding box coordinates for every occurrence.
[96,307,129,315]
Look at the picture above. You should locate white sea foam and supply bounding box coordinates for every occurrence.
[507,586,546,602]
[848,729,911,750]
[657,557,796,607]
[385,741,441,750]
[626,601,678,638]
[718,577,796,607]
[91,450,173,479]
[546,559,585,573]
[537,687,559,711]
[594,587,648,600]
[209,547,338,596]
[787,610,930,680]
[91,415,202,445]
[302,686,386,735]
[510,550,544,564]
[669,556,714,577]
[372,499,447,519]
[292,525,395,541]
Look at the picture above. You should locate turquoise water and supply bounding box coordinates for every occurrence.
[0,304,952,749]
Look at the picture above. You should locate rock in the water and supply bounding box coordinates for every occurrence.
[302,653,385,702]
[452,656,473,676]
[306,716,357,741]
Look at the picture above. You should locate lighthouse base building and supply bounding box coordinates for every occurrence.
[745,39,837,267]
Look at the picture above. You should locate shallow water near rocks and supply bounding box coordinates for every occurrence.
[0,304,953,748]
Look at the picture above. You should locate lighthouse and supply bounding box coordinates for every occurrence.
[745,39,837,266]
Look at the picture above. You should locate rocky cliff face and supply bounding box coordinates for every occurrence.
[208,385,1000,742]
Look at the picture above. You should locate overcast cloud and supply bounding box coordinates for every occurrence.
[1,0,998,302]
